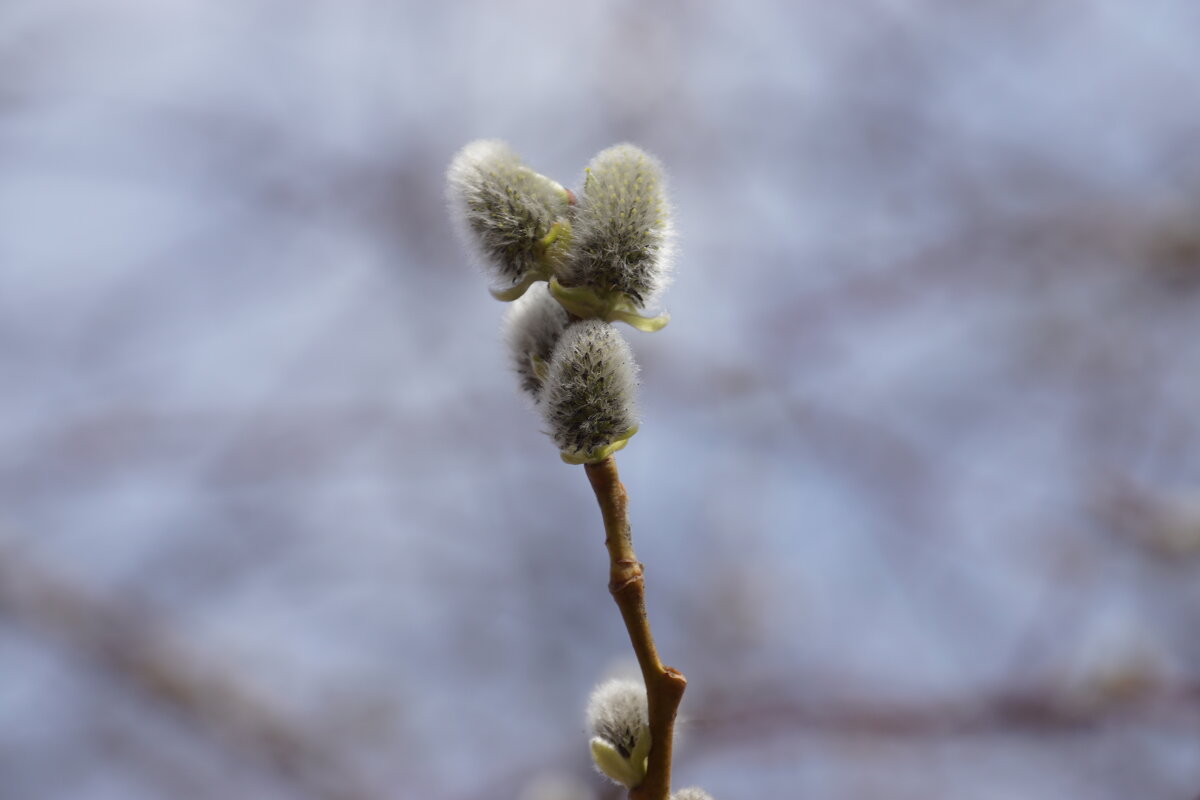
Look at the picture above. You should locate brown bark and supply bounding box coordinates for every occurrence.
[585,457,687,800]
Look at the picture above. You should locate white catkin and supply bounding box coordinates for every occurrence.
[542,321,639,459]
[446,139,568,286]
[562,143,674,308]
[671,788,715,800]
[586,678,649,758]
[503,282,570,400]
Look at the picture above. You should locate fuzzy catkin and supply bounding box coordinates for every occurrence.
[562,143,673,307]
[671,789,715,800]
[504,282,570,399]
[446,140,568,287]
[586,679,649,758]
[542,321,639,459]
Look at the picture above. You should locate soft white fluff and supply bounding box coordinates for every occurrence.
[671,788,716,800]
[446,139,568,287]
[562,143,674,308]
[541,321,639,459]
[503,282,569,400]
[586,678,649,758]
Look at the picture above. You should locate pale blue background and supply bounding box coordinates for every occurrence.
[2,2,1200,798]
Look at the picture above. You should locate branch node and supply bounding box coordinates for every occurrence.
[610,574,644,595]
[585,456,686,800]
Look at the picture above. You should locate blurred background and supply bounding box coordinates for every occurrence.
[3,1,1200,798]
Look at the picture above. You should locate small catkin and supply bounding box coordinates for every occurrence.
[446,139,568,287]
[586,679,649,759]
[562,143,673,308]
[504,282,570,400]
[542,321,639,460]
[671,789,715,800]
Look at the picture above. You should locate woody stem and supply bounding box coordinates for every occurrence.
[585,456,687,800]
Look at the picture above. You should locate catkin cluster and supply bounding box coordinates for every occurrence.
[448,140,674,463]
[448,142,714,798]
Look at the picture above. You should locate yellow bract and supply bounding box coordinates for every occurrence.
[588,724,651,788]
[548,278,670,332]
[560,427,639,465]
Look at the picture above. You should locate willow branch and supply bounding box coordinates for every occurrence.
[585,456,687,800]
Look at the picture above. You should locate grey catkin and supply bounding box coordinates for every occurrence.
[542,321,639,460]
[446,139,568,288]
[586,678,649,759]
[561,143,673,308]
[504,282,570,400]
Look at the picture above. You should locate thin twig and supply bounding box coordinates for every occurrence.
[585,456,687,800]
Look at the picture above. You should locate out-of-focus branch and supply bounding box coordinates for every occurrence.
[685,681,1200,749]
[0,547,374,800]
